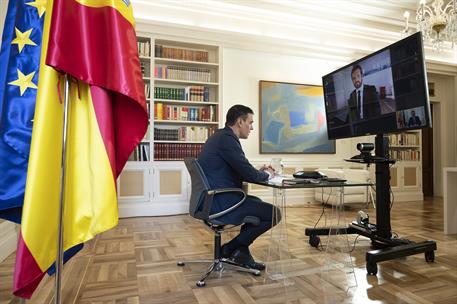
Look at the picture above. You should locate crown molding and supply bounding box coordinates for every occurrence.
[133,1,457,68]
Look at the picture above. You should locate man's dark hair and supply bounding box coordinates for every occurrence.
[351,64,363,76]
[225,105,254,126]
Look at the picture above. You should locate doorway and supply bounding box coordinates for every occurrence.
[422,104,434,197]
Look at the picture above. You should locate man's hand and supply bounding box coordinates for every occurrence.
[260,164,275,177]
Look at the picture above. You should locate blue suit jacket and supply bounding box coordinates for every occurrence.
[198,126,269,216]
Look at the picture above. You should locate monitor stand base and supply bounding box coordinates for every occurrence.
[304,223,437,275]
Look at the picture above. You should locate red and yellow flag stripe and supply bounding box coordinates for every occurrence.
[14,0,147,298]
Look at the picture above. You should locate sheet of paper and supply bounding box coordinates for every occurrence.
[269,175,286,185]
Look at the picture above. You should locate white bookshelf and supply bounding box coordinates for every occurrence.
[388,130,423,201]
[117,35,222,217]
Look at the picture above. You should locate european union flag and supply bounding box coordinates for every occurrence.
[0,0,45,223]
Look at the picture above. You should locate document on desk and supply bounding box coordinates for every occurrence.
[268,176,320,185]
[269,175,286,185]
[283,178,319,185]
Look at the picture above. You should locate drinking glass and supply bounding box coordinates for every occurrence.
[270,158,284,175]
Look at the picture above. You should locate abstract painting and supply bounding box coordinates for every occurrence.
[259,81,335,154]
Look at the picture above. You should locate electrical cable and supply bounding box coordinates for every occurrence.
[349,235,361,253]
[312,187,332,251]
[313,187,332,229]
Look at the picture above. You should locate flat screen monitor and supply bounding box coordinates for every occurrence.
[322,32,431,140]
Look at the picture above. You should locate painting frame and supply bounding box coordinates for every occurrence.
[259,80,336,154]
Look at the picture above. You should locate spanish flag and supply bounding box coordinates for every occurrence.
[13,0,148,298]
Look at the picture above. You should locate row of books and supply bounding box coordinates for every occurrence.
[128,143,150,162]
[154,126,216,141]
[154,103,216,122]
[390,149,420,161]
[154,65,212,83]
[138,41,151,57]
[154,86,210,102]
[154,143,204,160]
[155,44,209,62]
[389,133,419,146]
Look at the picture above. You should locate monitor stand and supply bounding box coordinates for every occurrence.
[305,134,437,275]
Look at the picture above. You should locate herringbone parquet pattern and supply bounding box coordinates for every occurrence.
[1,197,456,304]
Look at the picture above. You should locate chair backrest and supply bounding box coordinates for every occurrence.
[184,158,213,220]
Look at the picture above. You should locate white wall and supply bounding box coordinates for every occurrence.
[427,73,457,196]
[222,47,357,167]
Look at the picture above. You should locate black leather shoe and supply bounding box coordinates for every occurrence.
[231,247,266,271]
[221,244,233,259]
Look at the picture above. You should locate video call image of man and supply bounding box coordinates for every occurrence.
[348,65,381,121]
[198,105,281,271]
[408,110,422,127]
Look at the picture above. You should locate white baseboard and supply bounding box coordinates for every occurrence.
[0,221,18,262]
[119,201,188,218]
[391,191,424,202]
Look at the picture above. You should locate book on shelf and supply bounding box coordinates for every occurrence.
[388,132,419,146]
[154,86,210,102]
[144,83,150,99]
[155,103,163,120]
[154,143,204,160]
[137,40,151,57]
[155,44,209,62]
[128,143,150,161]
[140,61,146,76]
[390,149,420,161]
[154,104,216,122]
[154,126,216,141]
[154,65,212,82]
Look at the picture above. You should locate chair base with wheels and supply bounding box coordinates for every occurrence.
[177,221,261,287]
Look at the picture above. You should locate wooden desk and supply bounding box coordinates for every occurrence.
[443,167,457,234]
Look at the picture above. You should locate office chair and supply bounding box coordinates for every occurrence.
[177,158,261,287]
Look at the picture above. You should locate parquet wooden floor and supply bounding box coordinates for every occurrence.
[1,197,456,304]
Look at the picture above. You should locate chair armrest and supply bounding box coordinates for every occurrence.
[208,188,247,220]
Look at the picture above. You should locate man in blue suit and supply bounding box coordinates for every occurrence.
[198,105,281,271]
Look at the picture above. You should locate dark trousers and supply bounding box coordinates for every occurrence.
[220,195,282,247]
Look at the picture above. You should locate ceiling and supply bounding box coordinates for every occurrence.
[131,0,457,65]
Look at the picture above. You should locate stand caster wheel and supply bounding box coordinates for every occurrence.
[425,250,435,262]
[196,281,206,287]
[177,261,185,266]
[253,270,261,276]
[309,235,320,248]
[367,262,377,275]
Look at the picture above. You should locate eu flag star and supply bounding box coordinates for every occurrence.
[8,69,38,96]
[26,0,47,18]
[11,28,37,53]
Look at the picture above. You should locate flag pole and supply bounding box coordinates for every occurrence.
[55,74,71,304]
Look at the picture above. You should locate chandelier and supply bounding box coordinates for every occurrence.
[403,0,457,51]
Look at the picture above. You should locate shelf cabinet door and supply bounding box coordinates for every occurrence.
[152,162,190,204]
[389,162,423,201]
[403,164,421,189]
[390,166,400,189]
[118,167,150,203]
